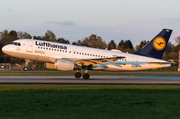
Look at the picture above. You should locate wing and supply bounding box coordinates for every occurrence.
[63,56,125,66]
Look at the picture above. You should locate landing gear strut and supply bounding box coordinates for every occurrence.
[23,59,30,71]
[83,70,90,79]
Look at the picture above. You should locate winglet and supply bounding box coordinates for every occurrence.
[135,29,173,59]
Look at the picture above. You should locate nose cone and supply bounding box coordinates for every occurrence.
[2,45,9,54]
[2,45,17,56]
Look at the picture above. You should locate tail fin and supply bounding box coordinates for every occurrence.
[135,29,173,59]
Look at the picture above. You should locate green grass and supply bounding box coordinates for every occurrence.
[1,85,180,119]
[0,71,180,76]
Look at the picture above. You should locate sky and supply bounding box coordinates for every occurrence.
[1,0,180,46]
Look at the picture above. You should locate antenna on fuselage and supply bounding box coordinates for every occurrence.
[31,37,34,40]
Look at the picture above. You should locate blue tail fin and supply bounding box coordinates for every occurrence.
[135,29,173,59]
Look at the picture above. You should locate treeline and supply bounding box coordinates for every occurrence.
[0,29,179,63]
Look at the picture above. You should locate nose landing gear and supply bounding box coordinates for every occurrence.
[23,67,28,71]
[23,59,30,71]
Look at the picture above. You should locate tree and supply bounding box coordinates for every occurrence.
[33,36,43,40]
[57,38,70,44]
[43,30,56,42]
[0,30,10,46]
[124,40,133,49]
[135,40,149,52]
[0,30,18,63]
[72,34,107,49]
[23,32,32,39]
[165,41,174,53]
[107,40,116,50]
[175,36,180,44]
[9,30,18,41]
[17,31,23,39]
[0,30,18,46]
[117,40,124,49]
[72,40,82,45]
[117,39,134,53]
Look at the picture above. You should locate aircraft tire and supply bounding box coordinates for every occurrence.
[83,73,90,79]
[23,67,28,71]
[75,72,81,78]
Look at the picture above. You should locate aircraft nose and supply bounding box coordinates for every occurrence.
[2,45,17,57]
[2,45,9,54]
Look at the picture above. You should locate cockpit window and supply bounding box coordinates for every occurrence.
[11,42,21,46]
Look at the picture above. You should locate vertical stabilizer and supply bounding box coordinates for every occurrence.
[135,29,172,59]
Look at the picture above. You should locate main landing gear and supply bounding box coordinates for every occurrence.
[74,70,90,79]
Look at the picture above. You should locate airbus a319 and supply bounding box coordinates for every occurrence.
[2,29,172,79]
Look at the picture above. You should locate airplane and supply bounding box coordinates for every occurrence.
[2,29,172,79]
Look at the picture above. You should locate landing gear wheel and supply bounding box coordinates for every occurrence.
[23,67,28,71]
[75,72,81,78]
[83,73,90,80]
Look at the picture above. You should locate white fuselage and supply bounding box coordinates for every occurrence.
[2,39,170,71]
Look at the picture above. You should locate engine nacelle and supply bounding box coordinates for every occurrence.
[55,59,81,71]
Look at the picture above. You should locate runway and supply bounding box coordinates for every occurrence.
[0,76,180,84]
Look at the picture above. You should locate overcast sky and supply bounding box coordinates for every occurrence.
[1,0,180,46]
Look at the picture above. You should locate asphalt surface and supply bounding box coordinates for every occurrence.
[0,76,180,84]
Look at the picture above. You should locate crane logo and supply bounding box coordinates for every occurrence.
[153,37,166,51]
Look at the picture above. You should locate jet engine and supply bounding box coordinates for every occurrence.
[55,59,81,71]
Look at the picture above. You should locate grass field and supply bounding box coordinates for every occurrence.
[0,71,180,76]
[1,85,180,119]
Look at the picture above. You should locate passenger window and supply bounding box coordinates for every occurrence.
[18,43,21,46]
[14,42,18,45]
[69,51,71,53]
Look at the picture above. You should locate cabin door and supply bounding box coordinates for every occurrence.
[27,40,33,52]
